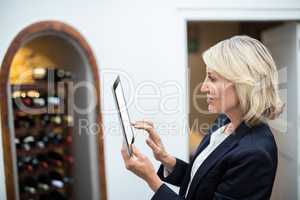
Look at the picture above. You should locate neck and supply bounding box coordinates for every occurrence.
[224,106,243,131]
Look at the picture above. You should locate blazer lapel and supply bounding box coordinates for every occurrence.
[178,135,211,197]
[179,114,230,197]
[186,121,251,200]
[191,114,230,163]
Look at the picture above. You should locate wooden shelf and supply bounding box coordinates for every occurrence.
[18,163,73,180]
[14,107,65,116]
[16,143,69,156]
[14,125,69,137]
[20,186,70,200]
[11,82,56,92]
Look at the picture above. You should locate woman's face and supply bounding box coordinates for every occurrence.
[200,68,239,114]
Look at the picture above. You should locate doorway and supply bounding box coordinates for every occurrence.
[187,21,299,200]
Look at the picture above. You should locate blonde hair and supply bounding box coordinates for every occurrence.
[202,35,284,127]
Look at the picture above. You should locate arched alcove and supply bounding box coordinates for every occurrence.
[0,21,106,200]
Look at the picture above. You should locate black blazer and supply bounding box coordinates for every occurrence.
[152,114,278,200]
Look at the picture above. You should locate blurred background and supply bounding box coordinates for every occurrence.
[0,0,299,200]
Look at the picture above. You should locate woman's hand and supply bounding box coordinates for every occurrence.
[121,145,162,192]
[132,120,176,170]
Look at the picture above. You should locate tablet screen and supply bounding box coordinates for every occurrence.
[112,76,135,156]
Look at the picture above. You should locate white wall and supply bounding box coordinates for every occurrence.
[0,0,299,199]
[0,0,188,199]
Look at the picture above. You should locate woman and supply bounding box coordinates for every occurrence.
[121,35,283,200]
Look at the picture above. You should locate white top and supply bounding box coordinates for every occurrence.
[163,124,230,197]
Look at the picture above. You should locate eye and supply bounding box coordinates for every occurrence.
[208,76,216,82]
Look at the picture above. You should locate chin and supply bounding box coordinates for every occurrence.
[208,105,219,113]
[208,110,219,113]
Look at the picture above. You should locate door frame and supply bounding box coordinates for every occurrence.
[177,1,300,118]
[177,3,300,198]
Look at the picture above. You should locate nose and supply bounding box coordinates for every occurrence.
[200,78,210,94]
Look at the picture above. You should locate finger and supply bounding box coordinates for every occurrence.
[146,138,160,152]
[142,120,154,127]
[134,122,154,131]
[134,120,154,128]
[121,149,135,170]
[133,123,154,135]
[121,147,130,162]
[121,146,136,170]
[131,145,143,158]
[121,141,131,159]
[134,123,152,131]
[133,122,161,143]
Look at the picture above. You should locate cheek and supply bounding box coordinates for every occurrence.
[206,83,239,112]
[222,87,239,109]
[207,83,220,97]
[208,85,223,111]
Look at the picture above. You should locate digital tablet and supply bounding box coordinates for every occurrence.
[112,76,135,157]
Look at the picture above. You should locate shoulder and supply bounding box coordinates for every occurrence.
[223,147,277,177]
[230,148,273,165]
[229,122,278,165]
[241,122,277,151]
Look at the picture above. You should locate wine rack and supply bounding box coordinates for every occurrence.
[12,68,74,200]
[0,21,107,200]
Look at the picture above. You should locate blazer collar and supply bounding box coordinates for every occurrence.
[186,114,251,200]
[192,114,230,161]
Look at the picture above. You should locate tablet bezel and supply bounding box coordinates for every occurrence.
[112,76,134,157]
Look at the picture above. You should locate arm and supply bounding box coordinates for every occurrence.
[121,145,186,200]
[132,121,189,187]
[152,184,186,200]
[157,158,189,187]
[213,149,276,200]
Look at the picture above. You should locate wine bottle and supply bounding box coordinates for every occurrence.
[26,90,40,98]
[17,156,33,172]
[65,134,73,144]
[55,69,72,81]
[63,115,74,125]
[32,97,46,107]
[47,96,60,107]
[12,90,27,109]
[32,67,47,80]
[12,90,48,109]
[50,115,62,125]
[49,170,65,189]
[48,151,64,167]
[47,132,64,145]
[20,177,37,194]
[36,153,49,169]
[22,97,33,107]
[36,139,46,149]
[37,174,51,192]
[22,135,36,151]
[40,114,51,126]
[64,155,75,164]
[32,67,72,82]
[15,138,21,150]
[13,90,32,107]
[14,116,34,129]
[17,160,24,172]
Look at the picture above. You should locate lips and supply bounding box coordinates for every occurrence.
[207,97,214,104]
